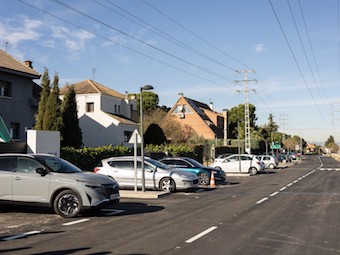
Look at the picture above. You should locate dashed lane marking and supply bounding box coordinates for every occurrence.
[62,219,90,226]
[185,226,218,244]
[2,230,41,241]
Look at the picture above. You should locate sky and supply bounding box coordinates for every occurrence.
[1,0,340,145]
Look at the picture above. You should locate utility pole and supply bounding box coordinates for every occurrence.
[279,114,289,151]
[235,69,256,154]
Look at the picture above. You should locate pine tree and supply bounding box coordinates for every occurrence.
[43,73,61,131]
[34,68,50,130]
[60,85,82,148]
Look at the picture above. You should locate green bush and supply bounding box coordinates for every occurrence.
[61,145,132,171]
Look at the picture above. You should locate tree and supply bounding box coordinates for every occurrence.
[60,85,82,148]
[137,91,159,113]
[144,124,166,145]
[34,68,50,130]
[228,103,258,139]
[325,135,335,147]
[43,73,61,131]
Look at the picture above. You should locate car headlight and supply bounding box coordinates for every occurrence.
[85,184,104,193]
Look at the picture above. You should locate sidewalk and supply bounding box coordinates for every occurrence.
[119,190,170,199]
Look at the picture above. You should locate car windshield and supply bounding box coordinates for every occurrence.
[35,155,82,173]
[145,158,172,170]
[184,157,202,167]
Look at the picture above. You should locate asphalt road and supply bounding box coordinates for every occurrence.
[1,155,339,255]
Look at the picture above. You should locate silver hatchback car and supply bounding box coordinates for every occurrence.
[0,154,120,218]
[94,156,199,192]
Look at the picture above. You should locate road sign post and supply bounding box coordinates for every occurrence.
[128,129,141,192]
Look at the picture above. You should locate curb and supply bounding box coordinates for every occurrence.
[120,190,170,199]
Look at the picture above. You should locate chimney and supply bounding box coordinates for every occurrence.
[209,100,214,110]
[24,60,33,69]
[178,92,184,98]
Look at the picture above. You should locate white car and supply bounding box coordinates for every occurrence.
[257,155,278,169]
[94,156,199,193]
[210,154,265,175]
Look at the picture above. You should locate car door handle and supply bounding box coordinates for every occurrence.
[14,176,22,180]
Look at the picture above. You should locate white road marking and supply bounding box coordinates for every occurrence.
[2,230,41,241]
[269,191,279,197]
[280,186,287,191]
[185,226,218,243]
[256,197,268,204]
[62,219,90,226]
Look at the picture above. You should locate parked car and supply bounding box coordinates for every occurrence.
[257,155,278,169]
[94,156,199,193]
[0,154,120,218]
[210,154,265,175]
[159,157,226,185]
[213,153,232,163]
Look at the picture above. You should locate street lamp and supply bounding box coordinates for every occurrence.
[140,84,154,192]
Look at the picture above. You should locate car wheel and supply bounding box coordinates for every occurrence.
[160,177,176,193]
[53,190,82,218]
[249,167,258,176]
[268,163,275,169]
[198,172,210,185]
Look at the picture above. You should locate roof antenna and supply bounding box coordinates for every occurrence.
[92,68,96,81]
[5,41,8,52]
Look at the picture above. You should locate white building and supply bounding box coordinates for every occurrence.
[60,80,139,147]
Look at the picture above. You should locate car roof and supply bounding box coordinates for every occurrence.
[0,153,57,157]
[102,156,151,161]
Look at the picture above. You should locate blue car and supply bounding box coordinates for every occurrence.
[159,157,226,185]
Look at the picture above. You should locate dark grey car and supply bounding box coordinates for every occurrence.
[0,154,120,218]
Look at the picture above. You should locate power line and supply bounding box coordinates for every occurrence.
[17,0,234,90]
[268,0,331,126]
[141,0,251,70]
[95,0,237,73]
[52,0,234,82]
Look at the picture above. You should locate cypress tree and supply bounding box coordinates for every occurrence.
[60,85,82,148]
[43,73,61,131]
[34,68,50,130]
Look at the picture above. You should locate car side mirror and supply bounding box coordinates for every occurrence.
[36,167,48,176]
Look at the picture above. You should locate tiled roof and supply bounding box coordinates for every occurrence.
[60,79,125,99]
[0,49,41,78]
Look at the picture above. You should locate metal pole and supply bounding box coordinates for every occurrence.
[140,87,145,192]
[238,121,241,174]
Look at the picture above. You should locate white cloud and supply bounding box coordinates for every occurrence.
[255,43,266,53]
[51,26,94,54]
[0,16,42,47]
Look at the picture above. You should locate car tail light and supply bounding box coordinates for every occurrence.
[93,167,100,173]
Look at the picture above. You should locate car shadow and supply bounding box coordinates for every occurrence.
[84,202,165,217]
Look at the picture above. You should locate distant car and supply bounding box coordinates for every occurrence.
[210,154,265,175]
[257,155,278,169]
[94,156,199,193]
[159,157,226,185]
[0,154,120,218]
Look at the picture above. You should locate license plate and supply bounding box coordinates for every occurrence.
[110,194,119,200]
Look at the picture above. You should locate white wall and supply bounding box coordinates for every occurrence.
[27,130,60,157]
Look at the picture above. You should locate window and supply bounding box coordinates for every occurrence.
[0,157,14,171]
[118,105,121,113]
[86,102,94,112]
[10,122,20,139]
[0,80,11,97]
[16,158,42,174]
[114,105,117,113]
[124,131,133,142]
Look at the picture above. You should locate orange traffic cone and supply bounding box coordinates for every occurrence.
[210,171,216,187]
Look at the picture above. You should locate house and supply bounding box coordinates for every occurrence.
[60,80,139,147]
[164,93,227,140]
[0,49,41,142]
